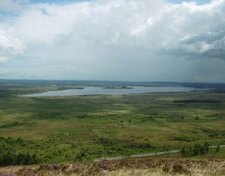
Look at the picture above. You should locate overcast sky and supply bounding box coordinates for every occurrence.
[0,0,225,82]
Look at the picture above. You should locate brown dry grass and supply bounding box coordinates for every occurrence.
[0,158,225,176]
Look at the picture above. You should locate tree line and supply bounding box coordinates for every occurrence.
[180,142,220,157]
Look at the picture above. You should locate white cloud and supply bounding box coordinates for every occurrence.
[0,28,24,63]
[0,0,225,81]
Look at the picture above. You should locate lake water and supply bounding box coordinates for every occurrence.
[22,86,203,97]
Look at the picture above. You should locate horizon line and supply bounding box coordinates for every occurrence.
[0,78,225,85]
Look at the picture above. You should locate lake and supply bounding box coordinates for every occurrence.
[22,86,204,97]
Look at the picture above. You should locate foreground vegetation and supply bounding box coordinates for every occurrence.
[0,80,225,165]
[1,158,225,176]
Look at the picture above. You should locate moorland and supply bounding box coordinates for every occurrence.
[0,80,225,167]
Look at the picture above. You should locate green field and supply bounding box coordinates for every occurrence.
[0,82,225,164]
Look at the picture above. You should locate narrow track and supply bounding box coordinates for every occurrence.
[95,145,225,161]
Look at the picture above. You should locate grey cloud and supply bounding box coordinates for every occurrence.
[170,32,225,59]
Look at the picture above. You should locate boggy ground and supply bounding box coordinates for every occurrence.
[0,158,225,176]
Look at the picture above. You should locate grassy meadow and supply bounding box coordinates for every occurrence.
[0,81,225,164]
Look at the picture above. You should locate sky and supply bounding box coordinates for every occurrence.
[0,0,225,82]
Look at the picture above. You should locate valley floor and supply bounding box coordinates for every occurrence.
[1,81,225,171]
[1,91,225,163]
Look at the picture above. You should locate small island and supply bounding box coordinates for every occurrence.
[102,85,133,89]
[57,86,85,90]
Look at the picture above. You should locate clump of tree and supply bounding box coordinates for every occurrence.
[0,152,38,166]
[195,115,200,120]
[180,142,209,157]
[0,137,39,166]
[216,144,220,152]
